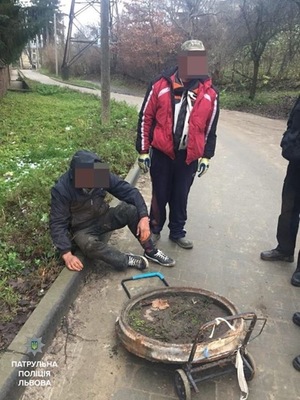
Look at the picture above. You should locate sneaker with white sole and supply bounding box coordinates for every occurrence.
[127,254,148,270]
[144,249,175,267]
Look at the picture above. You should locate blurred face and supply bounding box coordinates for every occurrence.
[74,162,110,189]
[177,50,208,81]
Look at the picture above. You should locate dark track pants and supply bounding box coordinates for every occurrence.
[276,162,300,266]
[72,202,153,270]
[149,148,198,239]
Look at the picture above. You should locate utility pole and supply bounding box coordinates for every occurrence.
[61,0,100,81]
[101,0,110,124]
[54,12,58,76]
[35,35,40,69]
[61,0,75,80]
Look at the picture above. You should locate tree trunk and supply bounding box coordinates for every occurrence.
[278,52,289,78]
[249,58,259,100]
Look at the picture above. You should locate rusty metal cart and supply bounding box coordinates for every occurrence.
[116,272,267,400]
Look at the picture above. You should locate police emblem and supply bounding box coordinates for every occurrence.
[25,337,45,356]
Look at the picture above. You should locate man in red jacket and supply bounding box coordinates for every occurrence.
[136,40,220,249]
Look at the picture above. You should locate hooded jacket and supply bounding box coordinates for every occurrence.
[136,67,219,165]
[50,150,148,255]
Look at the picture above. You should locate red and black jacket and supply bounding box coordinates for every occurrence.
[136,67,219,165]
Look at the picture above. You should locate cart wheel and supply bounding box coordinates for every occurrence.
[242,351,256,381]
[174,369,191,400]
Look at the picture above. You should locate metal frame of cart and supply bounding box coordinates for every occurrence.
[116,272,267,400]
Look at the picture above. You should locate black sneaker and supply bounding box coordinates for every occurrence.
[127,254,148,270]
[292,312,300,327]
[144,249,175,267]
[293,356,300,372]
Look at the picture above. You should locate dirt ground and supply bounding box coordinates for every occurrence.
[128,292,230,343]
[0,264,61,351]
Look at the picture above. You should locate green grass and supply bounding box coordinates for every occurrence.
[39,69,145,93]
[39,69,101,90]
[0,81,139,319]
[220,89,299,119]
[40,68,147,96]
[0,279,19,322]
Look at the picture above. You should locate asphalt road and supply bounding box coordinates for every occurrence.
[19,70,300,400]
[20,69,144,108]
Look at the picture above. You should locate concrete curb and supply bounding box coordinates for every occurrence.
[0,163,141,400]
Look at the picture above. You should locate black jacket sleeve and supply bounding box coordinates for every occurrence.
[107,173,148,219]
[287,96,300,132]
[49,187,72,255]
[203,92,220,159]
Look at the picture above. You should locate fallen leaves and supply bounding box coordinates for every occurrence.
[151,298,170,310]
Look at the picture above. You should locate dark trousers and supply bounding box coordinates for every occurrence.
[149,148,198,239]
[72,202,152,271]
[276,163,300,266]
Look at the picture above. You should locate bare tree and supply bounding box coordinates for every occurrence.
[163,0,217,40]
[275,7,300,78]
[227,0,292,99]
[101,0,300,88]
[116,0,182,80]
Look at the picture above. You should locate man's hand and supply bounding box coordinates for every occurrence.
[138,154,150,173]
[136,216,151,242]
[197,158,210,178]
[62,252,84,271]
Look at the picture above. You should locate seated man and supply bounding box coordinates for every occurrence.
[50,150,175,271]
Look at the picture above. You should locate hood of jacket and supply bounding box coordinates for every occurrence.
[69,150,103,180]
